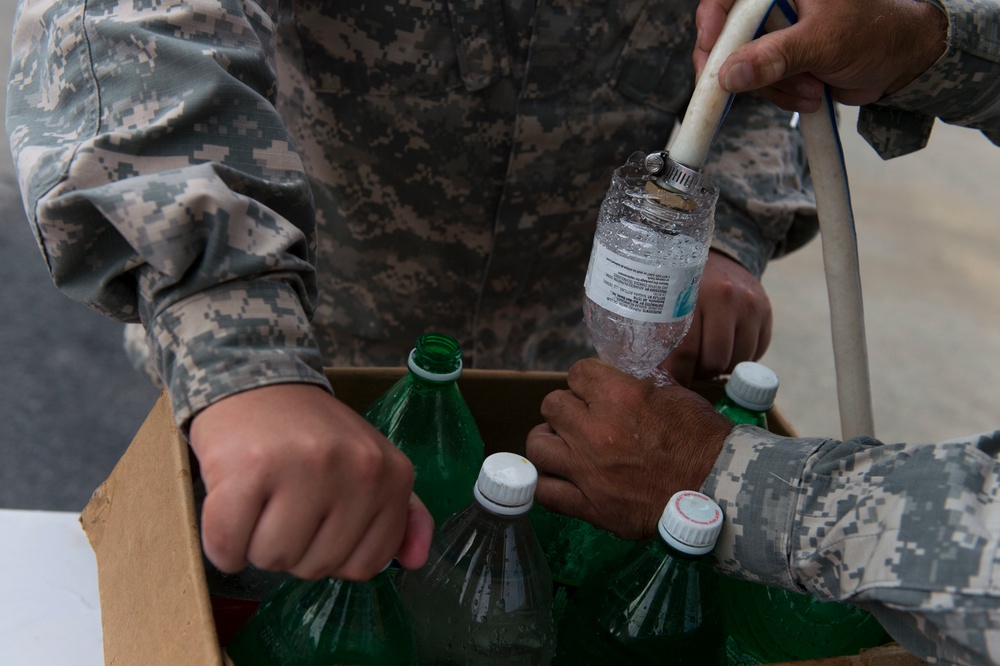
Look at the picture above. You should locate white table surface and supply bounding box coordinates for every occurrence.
[0,508,104,665]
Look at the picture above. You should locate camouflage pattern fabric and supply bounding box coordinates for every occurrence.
[858,0,1000,159]
[6,0,815,429]
[704,426,1000,665]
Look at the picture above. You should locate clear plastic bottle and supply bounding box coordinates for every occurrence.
[714,363,890,664]
[397,452,556,665]
[363,331,485,525]
[583,152,719,383]
[553,491,726,666]
[225,568,417,666]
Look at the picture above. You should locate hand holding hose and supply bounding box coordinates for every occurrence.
[693,0,948,112]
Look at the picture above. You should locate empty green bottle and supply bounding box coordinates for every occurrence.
[363,332,485,525]
[714,362,889,664]
[554,491,726,665]
[397,452,556,665]
[225,569,417,666]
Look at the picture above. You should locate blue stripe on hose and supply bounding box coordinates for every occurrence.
[772,0,859,244]
[773,0,798,24]
[821,89,859,243]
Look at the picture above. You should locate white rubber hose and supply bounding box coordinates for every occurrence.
[669,0,875,439]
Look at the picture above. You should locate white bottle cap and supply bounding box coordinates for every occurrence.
[473,452,537,516]
[658,491,723,555]
[725,361,779,412]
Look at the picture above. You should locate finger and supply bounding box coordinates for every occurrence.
[539,385,589,432]
[768,72,825,102]
[294,452,415,581]
[245,484,329,572]
[755,309,773,361]
[695,0,734,54]
[534,472,593,522]
[694,309,736,379]
[720,25,822,93]
[396,493,435,570]
[564,357,627,404]
[200,479,267,573]
[747,86,823,114]
[525,423,576,481]
[662,311,701,387]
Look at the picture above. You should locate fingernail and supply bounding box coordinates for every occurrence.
[724,61,752,92]
[696,27,704,49]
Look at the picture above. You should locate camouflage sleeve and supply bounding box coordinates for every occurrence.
[701,92,818,279]
[702,426,1000,664]
[5,0,331,430]
[858,0,1000,159]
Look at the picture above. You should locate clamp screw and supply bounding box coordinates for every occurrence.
[644,152,666,175]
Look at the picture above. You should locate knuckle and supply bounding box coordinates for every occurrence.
[349,442,389,486]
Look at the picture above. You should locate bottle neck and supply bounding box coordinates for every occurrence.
[409,333,463,381]
[716,395,768,428]
[651,534,709,563]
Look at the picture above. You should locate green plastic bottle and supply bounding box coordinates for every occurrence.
[225,569,417,666]
[363,332,485,525]
[714,362,889,664]
[713,361,778,428]
[553,491,726,666]
[530,505,633,622]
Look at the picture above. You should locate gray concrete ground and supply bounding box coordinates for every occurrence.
[0,0,997,512]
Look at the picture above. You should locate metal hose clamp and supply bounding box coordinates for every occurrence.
[644,151,710,196]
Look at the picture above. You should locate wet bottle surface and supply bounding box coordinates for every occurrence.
[225,570,417,666]
[714,362,889,664]
[529,504,632,623]
[398,452,556,665]
[583,152,719,383]
[554,491,726,666]
[363,332,485,525]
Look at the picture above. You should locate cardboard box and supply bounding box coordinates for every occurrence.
[80,368,924,666]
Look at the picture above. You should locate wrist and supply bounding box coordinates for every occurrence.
[885,0,948,95]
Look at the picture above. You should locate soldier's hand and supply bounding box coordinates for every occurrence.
[693,0,948,112]
[189,383,434,580]
[661,249,771,386]
[526,359,733,540]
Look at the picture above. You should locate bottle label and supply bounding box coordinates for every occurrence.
[584,241,702,323]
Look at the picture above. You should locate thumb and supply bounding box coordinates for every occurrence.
[719,25,816,92]
[395,492,435,570]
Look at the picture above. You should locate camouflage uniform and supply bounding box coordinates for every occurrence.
[704,428,1000,665]
[6,0,816,429]
[701,6,1000,663]
[858,0,1000,159]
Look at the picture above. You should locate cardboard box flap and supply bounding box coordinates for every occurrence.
[81,392,223,666]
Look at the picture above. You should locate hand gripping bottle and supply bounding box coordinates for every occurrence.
[554,491,726,665]
[363,331,485,525]
[714,363,889,664]
[583,152,719,384]
[225,567,417,666]
[713,361,780,428]
[397,452,556,665]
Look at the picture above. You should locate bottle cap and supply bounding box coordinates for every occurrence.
[408,332,463,382]
[658,491,723,555]
[725,361,779,412]
[473,452,537,516]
